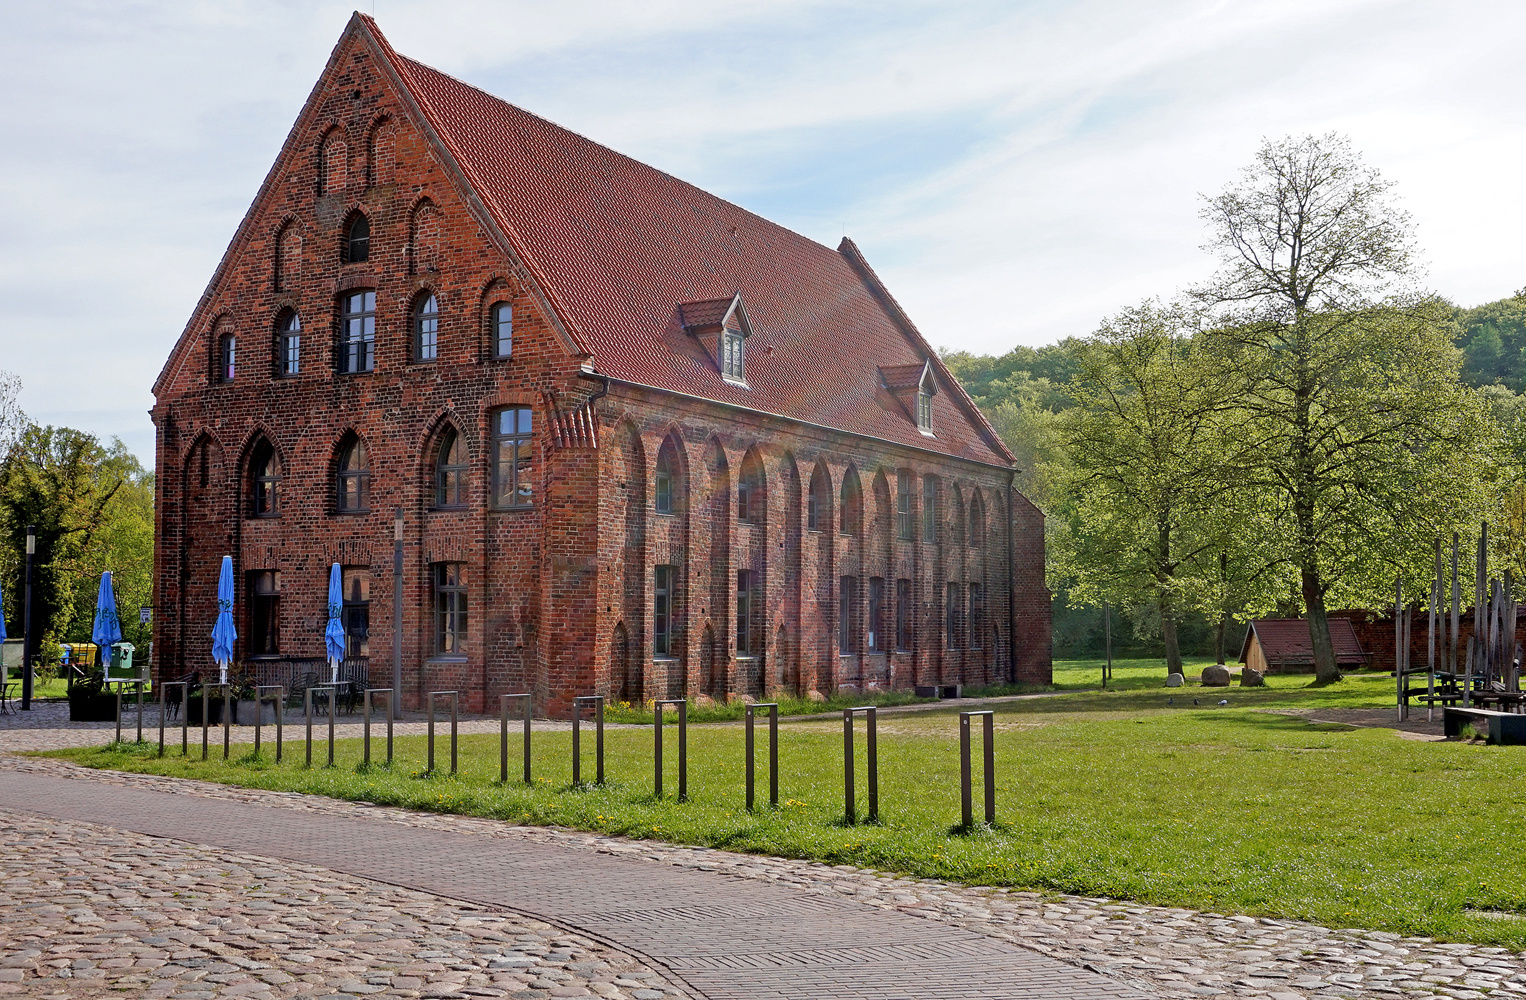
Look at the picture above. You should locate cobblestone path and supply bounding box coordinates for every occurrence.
[0,761,1148,1000]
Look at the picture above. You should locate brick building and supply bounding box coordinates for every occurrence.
[151,15,1051,715]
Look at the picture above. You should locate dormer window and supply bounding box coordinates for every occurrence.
[679,293,753,386]
[880,359,937,435]
[917,385,932,431]
[722,327,744,381]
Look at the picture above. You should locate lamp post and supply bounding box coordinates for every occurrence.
[392,506,403,720]
[21,524,35,710]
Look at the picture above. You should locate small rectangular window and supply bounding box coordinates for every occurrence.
[896,470,912,541]
[415,295,439,362]
[946,581,961,650]
[340,290,376,374]
[342,566,370,659]
[248,570,280,656]
[280,318,301,376]
[493,302,513,359]
[923,475,938,544]
[491,407,534,507]
[654,565,676,657]
[839,575,857,654]
[807,480,820,531]
[969,582,983,650]
[722,330,745,380]
[736,569,754,655]
[868,576,885,652]
[895,578,911,652]
[432,562,468,655]
[655,468,672,515]
[219,334,236,382]
[918,389,933,432]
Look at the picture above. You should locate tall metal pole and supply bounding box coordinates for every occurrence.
[21,524,35,710]
[392,506,403,720]
[1103,600,1112,687]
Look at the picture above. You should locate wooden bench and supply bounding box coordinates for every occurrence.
[1443,706,1526,744]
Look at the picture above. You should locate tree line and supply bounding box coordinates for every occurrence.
[946,134,1517,683]
[0,387,154,668]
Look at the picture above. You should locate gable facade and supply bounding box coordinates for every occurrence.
[151,16,1051,715]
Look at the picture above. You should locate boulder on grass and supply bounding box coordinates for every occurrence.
[1165,672,1185,688]
[1201,664,1232,687]
[1240,667,1265,687]
[806,689,827,703]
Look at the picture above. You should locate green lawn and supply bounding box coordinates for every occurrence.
[50,665,1526,947]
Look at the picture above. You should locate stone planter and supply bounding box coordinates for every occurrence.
[235,699,279,725]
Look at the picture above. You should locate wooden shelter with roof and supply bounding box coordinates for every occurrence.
[1239,619,1371,675]
[149,14,1052,717]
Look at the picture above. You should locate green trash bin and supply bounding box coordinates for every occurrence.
[106,642,138,684]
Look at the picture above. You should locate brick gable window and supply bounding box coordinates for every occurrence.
[413,293,439,362]
[654,438,679,515]
[338,290,376,373]
[654,564,676,657]
[432,562,468,656]
[896,470,913,541]
[249,439,281,517]
[492,302,513,359]
[969,495,984,548]
[277,311,301,376]
[491,407,534,508]
[336,436,370,513]
[737,451,764,523]
[840,469,863,537]
[807,464,829,532]
[433,428,467,508]
[344,213,370,264]
[218,332,237,382]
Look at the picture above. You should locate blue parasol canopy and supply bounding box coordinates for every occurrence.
[324,562,347,670]
[91,571,121,650]
[211,555,237,667]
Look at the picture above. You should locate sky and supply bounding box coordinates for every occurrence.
[1,0,1523,464]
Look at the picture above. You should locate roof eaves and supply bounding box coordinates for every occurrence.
[835,237,1015,466]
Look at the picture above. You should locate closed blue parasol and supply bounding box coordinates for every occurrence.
[325,562,346,683]
[92,571,121,671]
[211,555,237,685]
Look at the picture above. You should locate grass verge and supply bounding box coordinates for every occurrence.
[46,670,1526,947]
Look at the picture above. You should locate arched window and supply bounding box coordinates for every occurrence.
[249,440,281,517]
[840,468,863,536]
[414,293,439,362]
[654,437,680,515]
[808,463,830,532]
[969,495,984,548]
[492,301,513,359]
[338,290,375,373]
[434,427,467,507]
[738,450,765,523]
[277,311,301,376]
[217,331,236,382]
[344,214,370,264]
[336,436,370,512]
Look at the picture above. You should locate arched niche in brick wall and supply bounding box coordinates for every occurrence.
[274,220,302,293]
[366,117,396,188]
[319,127,347,195]
[409,198,442,275]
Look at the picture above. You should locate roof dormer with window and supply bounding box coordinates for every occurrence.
[880,358,937,435]
[680,293,752,387]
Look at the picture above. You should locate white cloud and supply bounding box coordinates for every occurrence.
[0,0,1522,462]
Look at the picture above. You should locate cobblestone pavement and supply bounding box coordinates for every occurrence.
[6,729,1526,998]
[0,808,691,1000]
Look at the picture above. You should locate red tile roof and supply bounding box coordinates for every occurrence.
[1239,618,1369,666]
[363,18,1011,466]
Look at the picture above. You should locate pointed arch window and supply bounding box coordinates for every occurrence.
[738,452,765,523]
[655,439,679,515]
[434,428,467,508]
[277,312,301,376]
[249,440,281,517]
[336,437,370,513]
[414,293,439,362]
[969,496,985,548]
[344,214,370,264]
[808,465,829,532]
[840,472,863,537]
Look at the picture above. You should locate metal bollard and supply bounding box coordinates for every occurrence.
[653,699,687,800]
[254,685,284,762]
[427,691,459,775]
[136,680,145,744]
[500,693,532,783]
[364,688,394,766]
[746,702,780,811]
[572,695,604,786]
[959,710,996,828]
[200,684,212,760]
[843,706,878,824]
[305,686,338,767]
[159,681,189,757]
[114,686,124,744]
